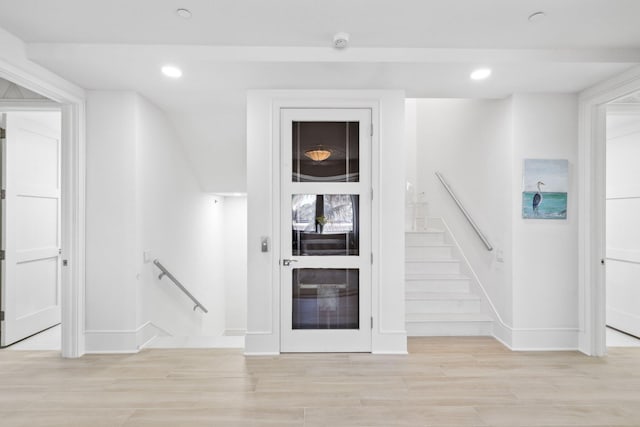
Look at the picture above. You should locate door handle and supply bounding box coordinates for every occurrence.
[282,259,298,266]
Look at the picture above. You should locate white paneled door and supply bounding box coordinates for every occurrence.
[1,113,61,347]
[280,108,372,352]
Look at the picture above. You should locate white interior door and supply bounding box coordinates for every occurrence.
[1,113,61,347]
[280,108,372,352]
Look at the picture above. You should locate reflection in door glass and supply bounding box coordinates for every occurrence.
[292,194,359,256]
[292,269,359,329]
[292,121,359,182]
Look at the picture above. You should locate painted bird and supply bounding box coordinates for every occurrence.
[533,181,545,215]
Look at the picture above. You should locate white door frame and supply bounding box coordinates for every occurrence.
[0,60,86,358]
[578,65,640,356]
[271,98,381,353]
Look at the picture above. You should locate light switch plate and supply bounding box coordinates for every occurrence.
[143,250,155,263]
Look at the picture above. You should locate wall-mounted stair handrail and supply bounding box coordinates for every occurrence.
[153,259,209,313]
[435,172,493,251]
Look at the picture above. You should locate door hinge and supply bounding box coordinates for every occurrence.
[371,252,373,264]
[370,123,373,136]
[0,311,4,321]
[0,249,4,261]
[371,188,374,201]
[370,316,373,329]
[0,127,5,139]
[0,189,4,200]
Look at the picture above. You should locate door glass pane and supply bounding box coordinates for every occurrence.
[292,269,359,329]
[292,194,359,256]
[292,121,359,182]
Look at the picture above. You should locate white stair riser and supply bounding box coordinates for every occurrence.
[406,261,460,275]
[406,299,481,314]
[406,233,444,245]
[405,280,470,293]
[406,290,475,300]
[404,226,495,338]
[406,321,493,336]
[405,245,453,259]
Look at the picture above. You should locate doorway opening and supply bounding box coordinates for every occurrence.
[604,91,640,349]
[0,72,84,357]
[1,79,63,351]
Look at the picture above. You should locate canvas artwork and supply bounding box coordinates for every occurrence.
[522,159,568,219]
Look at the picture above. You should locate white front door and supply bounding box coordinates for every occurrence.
[280,108,372,352]
[1,113,62,347]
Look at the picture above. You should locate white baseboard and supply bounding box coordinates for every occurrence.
[244,331,279,355]
[492,321,513,349]
[84,330,139,354]
[224,328,247,336]
[373,330,408,354]
[136,322,169,350]
[510,327,579,351]
[491,323,579,351]
[85,322,169,353]
[146,335,244,349]
[607,307,640,338]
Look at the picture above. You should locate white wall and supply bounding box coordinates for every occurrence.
[606,108,640,338]
[414,99,513,327]
[412,94,579,350]
[85,91,139,351]
[85,91,226,352]
[246,90,406,354]
[405,99,418,201]
[222,196,248,335]
[510,94,579,349]
[136,95,225,339]
[171,109,247,193]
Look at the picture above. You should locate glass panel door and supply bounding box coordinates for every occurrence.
[280,108,372,352]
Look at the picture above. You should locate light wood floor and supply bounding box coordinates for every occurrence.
[1,337,640,426]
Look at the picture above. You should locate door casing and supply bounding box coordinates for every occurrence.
[270,98,383,354]
[0,61,86,358]
[578,65,640,356]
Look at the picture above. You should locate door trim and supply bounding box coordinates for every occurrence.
[0,60,86,358]
[271,99,381,353]
[578,65,640,356]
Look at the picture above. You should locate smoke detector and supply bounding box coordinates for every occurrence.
[176,8,192,19]
[528,11,546,23]
[333,32,350,49]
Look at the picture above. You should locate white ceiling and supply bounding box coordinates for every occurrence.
[2,0,640,48]
[1,0,639,191]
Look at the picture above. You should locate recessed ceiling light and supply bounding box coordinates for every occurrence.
[470,68,492,81]
[161,65,183,78]
[528,11,546,23]
[176,8,192,19]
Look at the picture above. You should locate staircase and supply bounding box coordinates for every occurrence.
[405,219,493,336]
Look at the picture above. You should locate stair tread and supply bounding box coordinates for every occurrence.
[404,256,459,264]
[406,273,470,280]
[406,292,480,301]
[406,244,447,248]
[406,229,445,234]
[406,313,493,322]
[405,258,459,263]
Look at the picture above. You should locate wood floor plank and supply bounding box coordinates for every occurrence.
[0,337,639,426]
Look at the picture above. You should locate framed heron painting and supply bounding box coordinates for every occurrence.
[522,159,568,219]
